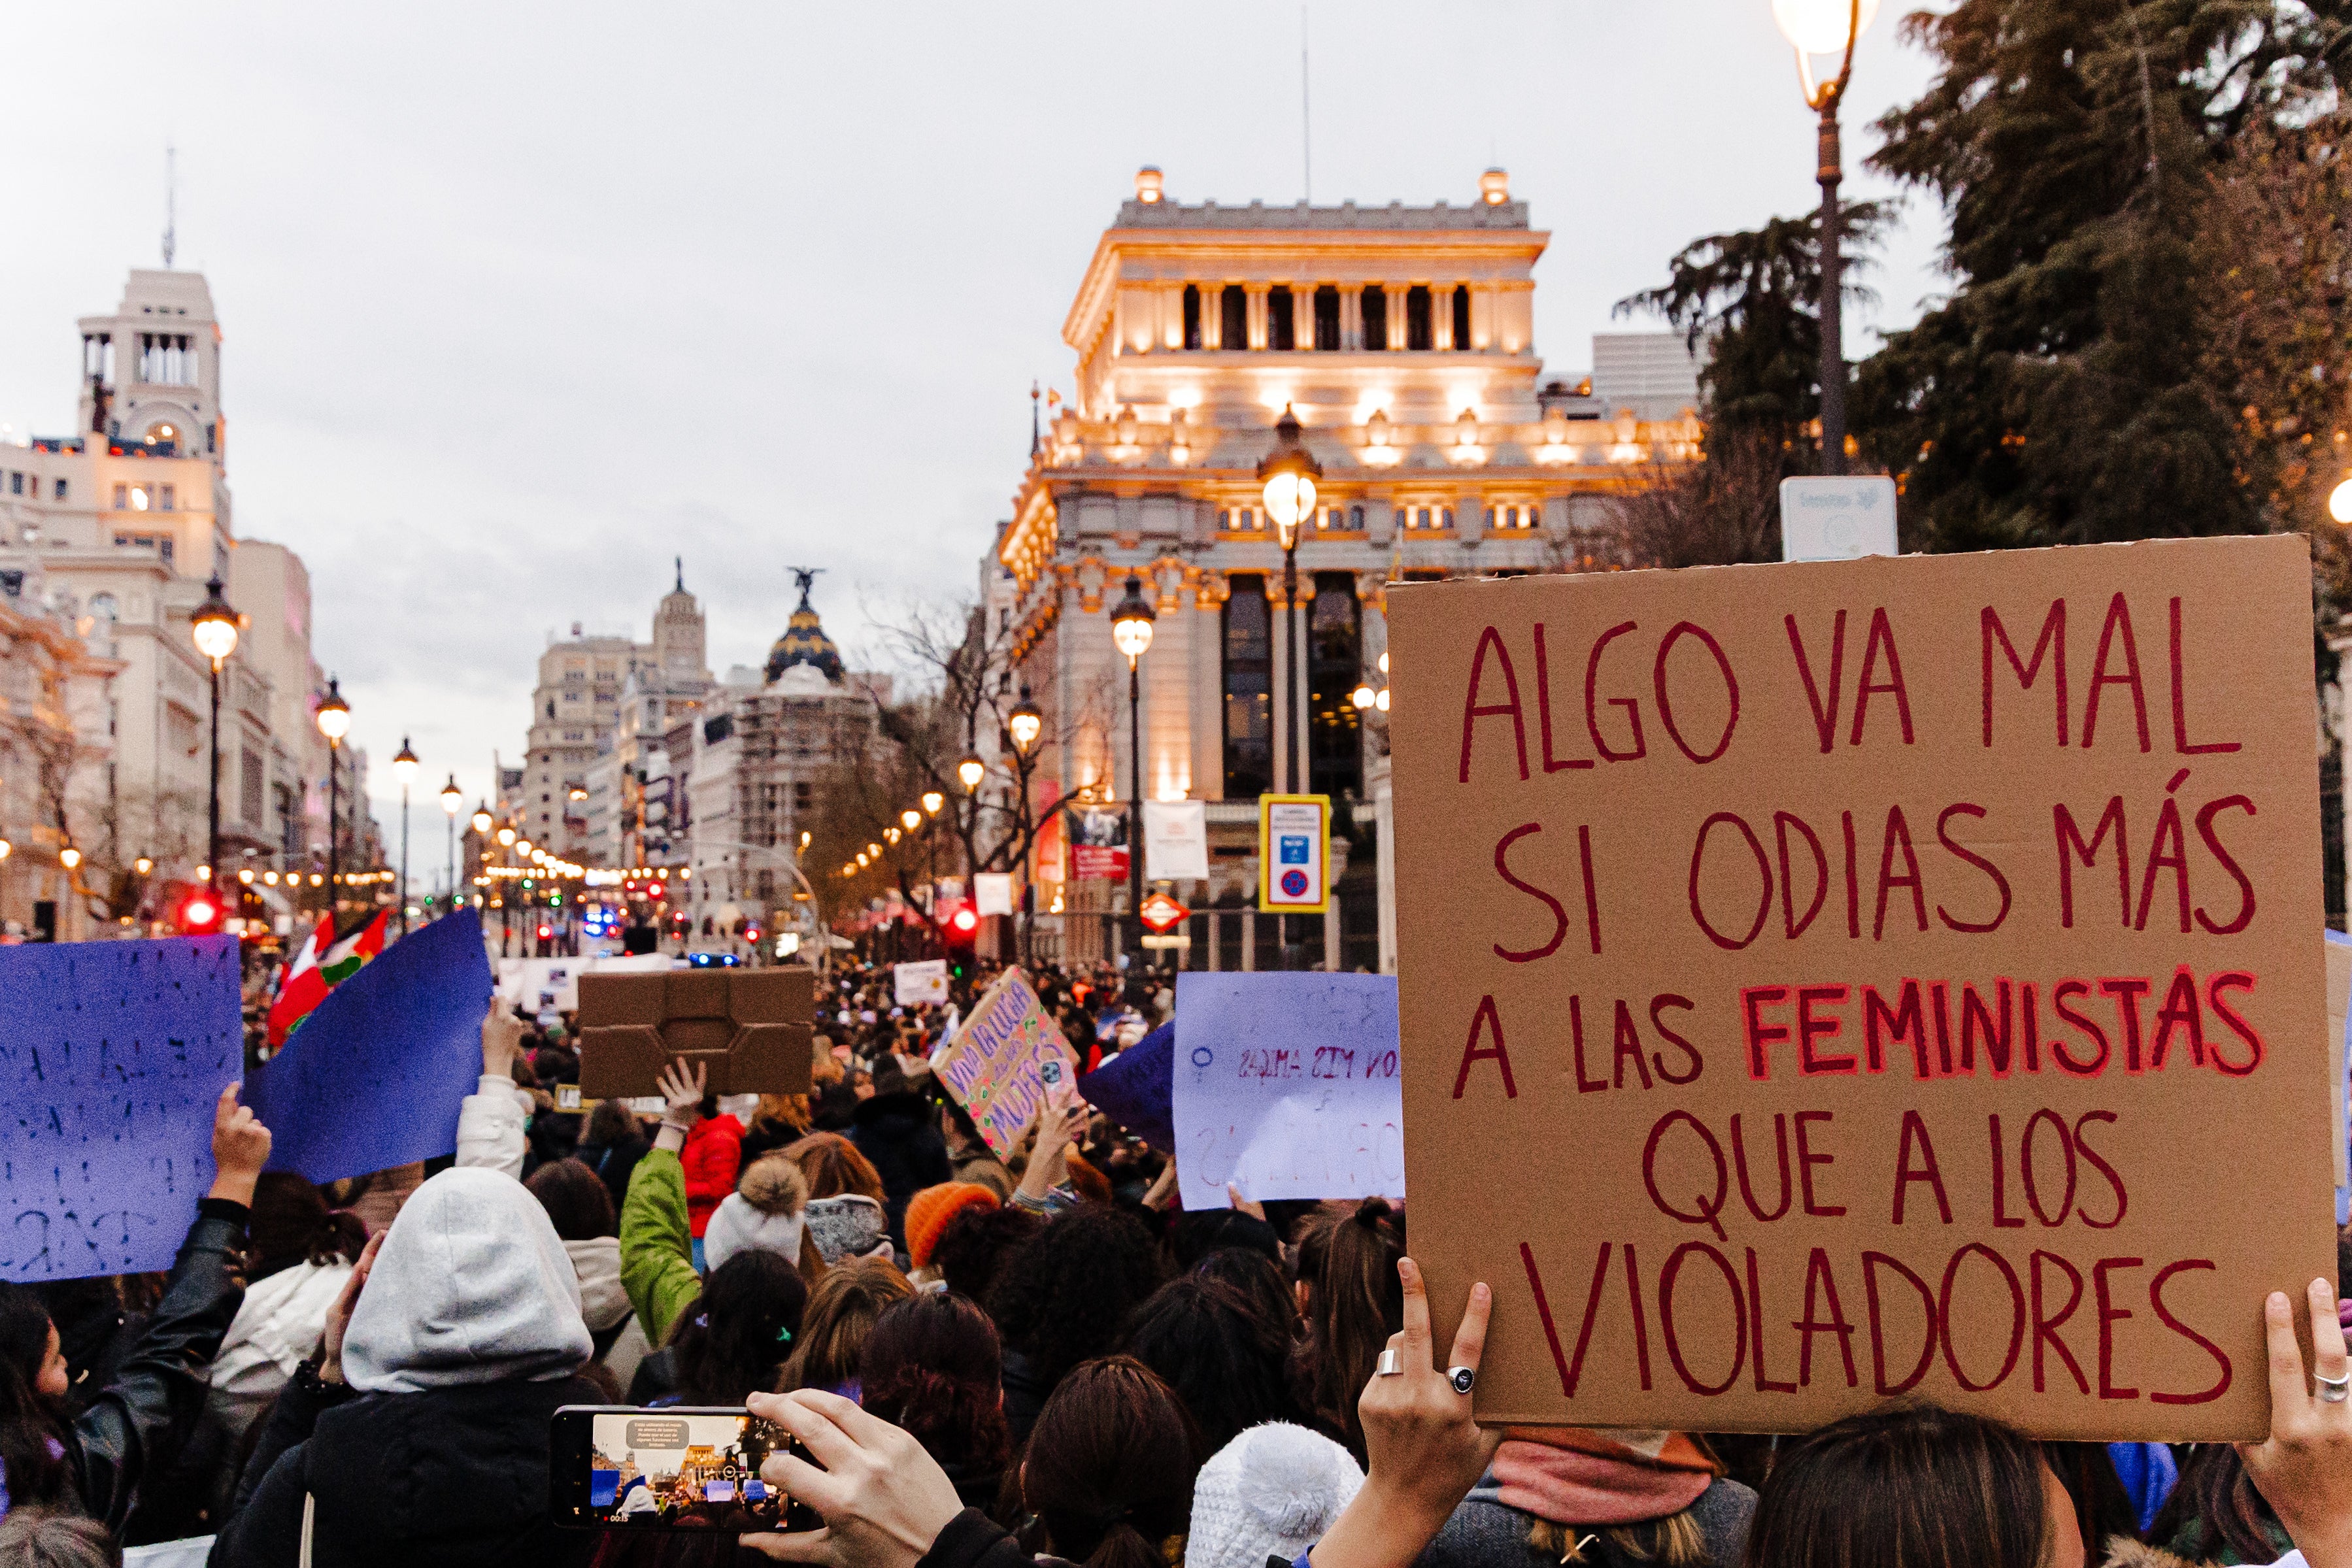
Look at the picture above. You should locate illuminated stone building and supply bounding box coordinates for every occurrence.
[989,167,1698,967]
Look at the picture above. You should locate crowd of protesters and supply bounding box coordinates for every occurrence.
[1,956,2351,1568]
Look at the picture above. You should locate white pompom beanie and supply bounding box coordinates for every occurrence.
[1186,1422,1364,1568]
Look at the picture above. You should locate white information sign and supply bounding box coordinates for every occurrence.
[1779,475,1899,561]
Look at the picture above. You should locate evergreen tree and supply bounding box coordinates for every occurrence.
[1854,0,2340,550]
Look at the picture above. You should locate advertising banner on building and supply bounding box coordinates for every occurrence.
[1386,536,2330,1439]
[1072,807,1130,882]
[1145,799,1211,881]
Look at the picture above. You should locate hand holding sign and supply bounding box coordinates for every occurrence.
[208,1084,273,1208]
[2240,1279,2352,1568]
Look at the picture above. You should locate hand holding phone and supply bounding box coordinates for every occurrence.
[739,1390,963,1568]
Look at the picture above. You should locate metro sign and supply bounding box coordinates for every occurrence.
[1137,892,1189,935]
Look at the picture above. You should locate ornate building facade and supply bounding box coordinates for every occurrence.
[989,168,1699,965]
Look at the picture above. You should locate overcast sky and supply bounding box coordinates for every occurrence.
[0,2,1944,860]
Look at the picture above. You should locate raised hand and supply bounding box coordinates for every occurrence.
[652,1058,706,1153]
[318,1230,386,1386]
[2239,1276,2352,1568]
[1307,1258,1499,1568]
[207,1082,273,1206]
[481,1004,526,1080]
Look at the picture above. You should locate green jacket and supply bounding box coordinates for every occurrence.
[620,1146,701,1349]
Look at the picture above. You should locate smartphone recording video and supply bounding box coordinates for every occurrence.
[552,1405,819,1533]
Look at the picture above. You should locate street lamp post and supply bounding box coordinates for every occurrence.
[496,824,516,955]
[1772,0,1876,475]
[392,738,419,934]
[191,576,241,893]
[440,775,462,918]
[314,678,351,938]
[1258,407,1320,971]
[1111,575,1156,974]
[1005,690,1043,966]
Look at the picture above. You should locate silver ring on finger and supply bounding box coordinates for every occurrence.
[2319,1373,2350,1403]
[1448,1365,1477,1395]
[1375,1348,1404,1376]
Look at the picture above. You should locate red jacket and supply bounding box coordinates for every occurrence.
[680,1114,743,1239]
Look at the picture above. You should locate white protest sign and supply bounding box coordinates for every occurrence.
[894,959,949,1006]
[1779,475,1898,561]
[1145,800,1210,881]
[1172,973,1403,1208]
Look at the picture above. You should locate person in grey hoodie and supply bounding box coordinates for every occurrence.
[207,1167,601,1568]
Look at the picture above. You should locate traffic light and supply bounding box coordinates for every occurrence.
[177,888,223,933]
[943,900,980,979]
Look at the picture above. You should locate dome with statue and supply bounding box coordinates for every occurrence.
[765,568,844,688]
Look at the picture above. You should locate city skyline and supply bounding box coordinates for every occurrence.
[0,2,1941,843]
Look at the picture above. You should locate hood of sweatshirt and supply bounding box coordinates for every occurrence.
[563,1235,631,1333]
[342,1167,591,1393]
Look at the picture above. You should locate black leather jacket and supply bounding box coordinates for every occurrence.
[61,1196,248,1533]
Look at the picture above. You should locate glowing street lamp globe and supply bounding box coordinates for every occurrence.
[922,791,945,816]
[1111,575,1156,665]
[191,576,241,665]
[2331,476,2352,525]
[441,775,463,816]
[314,678,351,743]
[1256,405,1324,550]
[392,737,420,790]
[901,809,922,833]
[1007,690,1044,756]
[1771,0,1877,55]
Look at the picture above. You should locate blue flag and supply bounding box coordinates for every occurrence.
[1078,1022,1175,1153]
[0,935,243,1282]
[246,910,493,1183]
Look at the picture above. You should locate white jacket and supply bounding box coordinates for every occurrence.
[455,1073,532,1178]
[206,1259,355,1427]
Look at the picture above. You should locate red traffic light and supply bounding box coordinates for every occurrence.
[182,894,220,929]
[537,924,553,940]
[949,905,979,938]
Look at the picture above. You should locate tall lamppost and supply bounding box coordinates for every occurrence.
[496,823,517,954]
[314,678,351,937]
[439,775,462,918]
[392,738,419,933]
[1772,0,1877,475]
[1004,689,1043,965]
[190,576,241,889]
[1111,575,1156,973]
[1258,407,1320,970]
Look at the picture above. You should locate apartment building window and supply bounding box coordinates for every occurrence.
[1361,287,1388,350]
[1219,285,1247,350]
[1222,575,1272,800]
[1487,503,1539,530]
[53,479,66,501]
[1314,286,1340,350]
[1183,284,1203,350]
[112,484,127,510]
[794,780,813,810]
[241,748,264,825]
[1406,286,1434,350]
[1218,505,1262,532]
[158,484,176,511]
[1315,505,1364,531]
[1453,286,1473,348]
[1394,505,1452,531]
[7,473,20,495]
[1268,288,1295,350]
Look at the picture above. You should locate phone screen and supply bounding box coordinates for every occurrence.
[550,1405,819,1533]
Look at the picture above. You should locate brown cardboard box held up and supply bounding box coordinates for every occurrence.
[1386,536,2331,1441]
[575,967,814,1098]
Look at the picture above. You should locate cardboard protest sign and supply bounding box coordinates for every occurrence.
[0,936,243,1280]
[246,910,495,1183]
[577,967,813,1099]
[2327,931,2352,1209]
[930,968,1072,1156]
[1173,974,1403,1209]
[1387,536,2331,1440]
[894,959,949,1007]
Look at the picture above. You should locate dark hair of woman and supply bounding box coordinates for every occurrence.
[930,1204,1043,1309]
[1121,1274,1300,1460]
[1191,1246,1298,1337]
[0,1283,69,1516]
[1289,1197,1403,1463]
[1742,1404,2052,1568]
[985,1205,1167,1393]
[2143,1442,2289,1563]
[780,1258,913,1395]
[1168,1209,1283,1271]
[244,1171,367,1280]
[783,1132,887,1203]
[661,1250,809,1406]
[1022,1356,1200,1568]
[524,1157,617,1242]
[583,1097,640,1149]
[860,1292,1009,1478]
